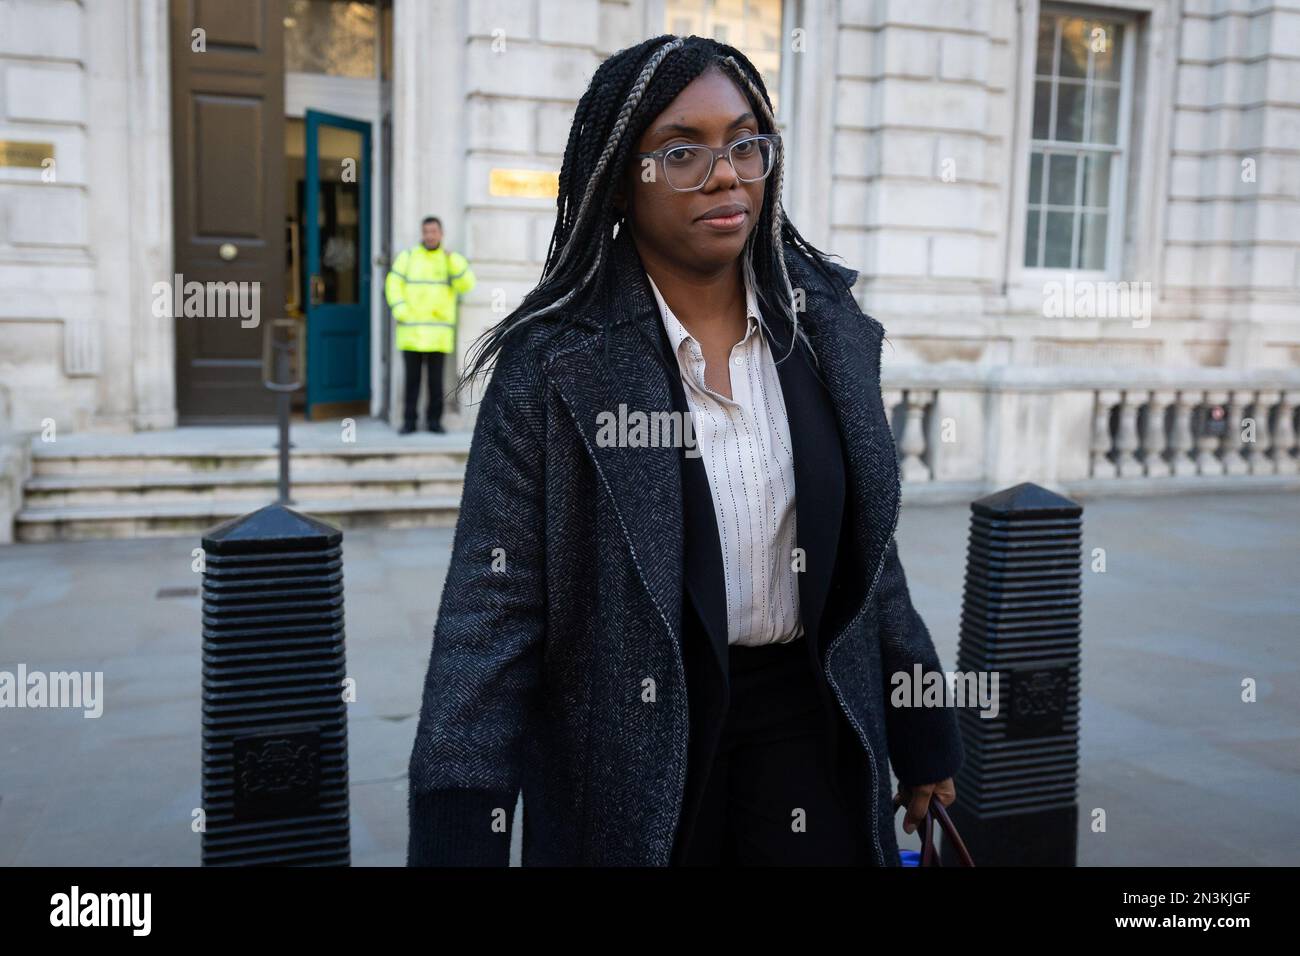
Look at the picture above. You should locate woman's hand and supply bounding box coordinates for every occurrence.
[893,777,956,834]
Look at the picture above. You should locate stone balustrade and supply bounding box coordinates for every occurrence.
[877,367,1300,499]
[1089,388,1298,480]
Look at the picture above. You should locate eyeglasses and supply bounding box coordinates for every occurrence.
[634,133,781,192]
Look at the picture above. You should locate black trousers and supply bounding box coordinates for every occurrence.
[402,349,446,428]
[676,635,876,865]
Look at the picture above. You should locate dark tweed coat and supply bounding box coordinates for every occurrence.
[407,226,964,866]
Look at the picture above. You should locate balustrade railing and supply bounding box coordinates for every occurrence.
[1088,389,1298,479]
[878,369,1300,494]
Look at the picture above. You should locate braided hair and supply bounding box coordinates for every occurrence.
[455,34,848,397]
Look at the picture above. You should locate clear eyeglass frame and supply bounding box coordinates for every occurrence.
[633,132,782,192]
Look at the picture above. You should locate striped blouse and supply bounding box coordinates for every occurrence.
[646,271,803,647]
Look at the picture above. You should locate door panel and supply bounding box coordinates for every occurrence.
[192,95,265,236]
[170,0,284,422]
[192,0,262,47]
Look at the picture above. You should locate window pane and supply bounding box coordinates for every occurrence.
[1080,212,1108,270]
[1035,17,1056,75]
[1024,210,1041,267]
[666,0,784,113]
[1054,80,1087,141]
[1033,80,1053,139]
[1047,153,1078,206]
[284,0,376,78]
[1058,17,1089,78]
[1028,151,1044,203]
[314,125,364,304]
[1089,86,1121,144]
[1091,22,1124,81]
[1044,211,1075,268]
[1081,153,1110,208]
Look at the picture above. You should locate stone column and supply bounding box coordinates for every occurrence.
[1195,390,1226,476]
[882,388,904,459]
[391,0,468,426]
[1091,390,1118,478]
[1114,391,1143,477]
[1143,390,1173,478]
[1273,391,1297,475]
[1249,390,1277,475]
[1219,388,1249,476]
[127,0,177,430]
[899,389,933,482]
[1169,391,1198,477]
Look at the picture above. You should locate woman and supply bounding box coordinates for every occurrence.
[407,34,963,866]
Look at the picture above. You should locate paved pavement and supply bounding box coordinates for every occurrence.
[1,492,1296,866]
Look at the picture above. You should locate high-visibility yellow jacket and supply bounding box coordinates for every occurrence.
[385,244,476,353]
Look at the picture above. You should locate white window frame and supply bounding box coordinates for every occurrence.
[1010,2,1138,286]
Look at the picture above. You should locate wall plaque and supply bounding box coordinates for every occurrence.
[489,167,559,199]
[0,140,55,168]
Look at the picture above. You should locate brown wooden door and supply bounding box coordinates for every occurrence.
[170,0,284,422]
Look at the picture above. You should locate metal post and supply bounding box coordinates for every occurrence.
[199,504,350,866]
[943,482,1083,866]
[262,319,302,506]
[275,336,292,505]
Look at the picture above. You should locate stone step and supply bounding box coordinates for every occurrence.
[23,466,466,507]
[15,494,465,543]
[29,443,471,477]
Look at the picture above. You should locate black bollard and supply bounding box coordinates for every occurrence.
[943,482,1082,866]
[199,504,350,865]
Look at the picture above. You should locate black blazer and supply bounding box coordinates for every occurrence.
[407,227,964,866]
[646,291,867,862]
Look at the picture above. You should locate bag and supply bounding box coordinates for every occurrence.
[898,796,975,867]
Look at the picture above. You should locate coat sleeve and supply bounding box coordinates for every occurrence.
[385,249,411,323]
[842,296,959,786]
[876,538,965,787]
[448,251,476,297]
[407,339,547,866]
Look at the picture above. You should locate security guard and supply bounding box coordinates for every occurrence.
[385,216,476,433]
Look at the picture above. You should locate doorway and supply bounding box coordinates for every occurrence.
[170,0,389,424]
[285,112,373,420]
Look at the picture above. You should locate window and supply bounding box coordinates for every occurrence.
[284,0,377,78]
[1024,8,1132,271]
[665,0,784,115]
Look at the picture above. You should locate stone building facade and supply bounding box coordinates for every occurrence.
[1,0,1297,496]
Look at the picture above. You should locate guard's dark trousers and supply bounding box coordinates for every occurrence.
[674,635,877,865]
[402,349,445,430]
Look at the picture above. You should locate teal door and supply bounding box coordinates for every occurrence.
[304,110,372,418]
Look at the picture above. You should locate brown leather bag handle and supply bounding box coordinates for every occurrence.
[918,806,939,865]
[905,796,976,867]
[930,798,975,866]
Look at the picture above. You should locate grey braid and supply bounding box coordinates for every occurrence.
[543,36,687,282]
[720,55,815,366]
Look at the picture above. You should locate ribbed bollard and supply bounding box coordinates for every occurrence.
[200,504,350,866]
[943,482,1082,866]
